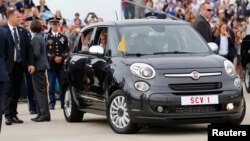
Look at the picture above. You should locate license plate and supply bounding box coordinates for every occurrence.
[181,95,218,105]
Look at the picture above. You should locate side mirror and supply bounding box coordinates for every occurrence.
[208,42,218,53]
[89,45,104,55]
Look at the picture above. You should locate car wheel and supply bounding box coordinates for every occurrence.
[63,87,84,122]
[107,90,140,134]
[244,64,250,93]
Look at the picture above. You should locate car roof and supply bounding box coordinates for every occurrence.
[83,19,188,29]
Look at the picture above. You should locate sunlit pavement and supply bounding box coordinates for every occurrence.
[0,89,249,141]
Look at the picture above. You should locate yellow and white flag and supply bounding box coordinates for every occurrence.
[118,36,126,53]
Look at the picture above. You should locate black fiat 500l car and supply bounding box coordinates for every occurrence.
[62,19,245,134]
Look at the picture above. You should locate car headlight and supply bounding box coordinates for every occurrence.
[130,63,156,79]
[134,81,150,92]
[224,60,235,76]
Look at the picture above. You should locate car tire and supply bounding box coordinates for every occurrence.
[244,64,250,93]
[63,87,84,122]
[107,90,140,134]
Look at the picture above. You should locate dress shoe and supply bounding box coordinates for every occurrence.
[12,116,24,123]
[30,111,37,114]
[34,117,50,122]
[31,116,40,121]
[5,118,12,125]
[49,105,55,110]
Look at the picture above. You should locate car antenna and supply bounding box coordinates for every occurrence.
[115,11,118,20]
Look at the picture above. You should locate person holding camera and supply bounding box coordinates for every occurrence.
[73,12,82,26]
[84,12,97,25]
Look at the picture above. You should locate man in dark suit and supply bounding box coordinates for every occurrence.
[2,9,35,125]
[193,2,213,42]
[0,27,10,133]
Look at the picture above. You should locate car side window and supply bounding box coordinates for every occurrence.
[76,28,94,53]
[93,27,108,49]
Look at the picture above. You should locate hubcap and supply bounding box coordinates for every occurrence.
[64,89,72,117]
[118,108,124,117]
[110,96,130,128]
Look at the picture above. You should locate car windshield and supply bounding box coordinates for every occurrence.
[118,24,210,55]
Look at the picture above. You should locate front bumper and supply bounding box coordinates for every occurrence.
[126,90,244,124]
[123,68,244,124]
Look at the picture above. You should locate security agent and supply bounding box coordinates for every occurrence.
[0,27,10,133]
[46,17,69,110]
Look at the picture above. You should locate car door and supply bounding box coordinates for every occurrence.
[85,26,109,111]
[67,27,96,107]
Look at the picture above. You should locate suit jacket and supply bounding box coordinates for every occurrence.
[31,33,50,71]
[0,28,8,133]
[24,0,35,8]
[36,5,50,12]
[2,24,34,73]
[15,0,34,10]
[241,35,250,69]
[193,15,213,42]
[214,35,236,62]
[0,27,9,82]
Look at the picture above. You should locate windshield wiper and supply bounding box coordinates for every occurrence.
[125,53,151,57]
[153,51,194,55]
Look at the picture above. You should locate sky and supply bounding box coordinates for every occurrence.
[33,0,122,22]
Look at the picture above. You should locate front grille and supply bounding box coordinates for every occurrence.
[153,105,220,114]
[169,83,222,91]
[174,105,217,113]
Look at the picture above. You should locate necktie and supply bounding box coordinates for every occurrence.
[13,28,22,62]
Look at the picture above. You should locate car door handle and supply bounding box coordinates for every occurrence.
[86,64,93,67]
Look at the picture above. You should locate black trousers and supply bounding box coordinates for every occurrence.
[3,62,24,119]
[0,82,4,133]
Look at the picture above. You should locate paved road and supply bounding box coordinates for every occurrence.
[0,91,249,141]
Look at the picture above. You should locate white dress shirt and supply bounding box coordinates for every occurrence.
[219,35,229,56]
[8,23,20,62]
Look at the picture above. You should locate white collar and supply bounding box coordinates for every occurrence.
[31,32,35,39]
[8,23,16,31]
[52,31,58,37]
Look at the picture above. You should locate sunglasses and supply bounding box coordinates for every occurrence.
[52,23,59,26]
[207,9,213,12]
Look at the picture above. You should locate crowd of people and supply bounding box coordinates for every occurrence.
[0,0,250,133]
[123,0,250,78]
[0,0,106,132]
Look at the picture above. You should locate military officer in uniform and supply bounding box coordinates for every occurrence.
[46,18,69,109]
